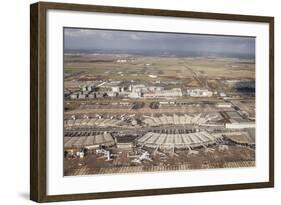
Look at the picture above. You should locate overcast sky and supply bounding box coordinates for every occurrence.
[64,28,255,56]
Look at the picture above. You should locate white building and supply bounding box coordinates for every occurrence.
[187,88,213,97]
[78,93,86,99]
[111,86,120,92]
[128,92,142,98]
[107,91,118,97]
[144,88,182,98]
[131,84,146,93]
[70,93,78,99]
[225,122,255,129]
[219,92,226,97]
[147,86,163,92]
[216,102,232,108]
[116,59,127,63]
[82,85,93,92]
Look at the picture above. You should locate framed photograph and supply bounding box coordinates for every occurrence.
[30,1,274,202]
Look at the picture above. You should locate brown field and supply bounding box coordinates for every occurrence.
[64,54,255,82]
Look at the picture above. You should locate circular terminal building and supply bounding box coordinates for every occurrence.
[137,131,221,151]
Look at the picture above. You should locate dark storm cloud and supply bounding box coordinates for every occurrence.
[64,28,255,56]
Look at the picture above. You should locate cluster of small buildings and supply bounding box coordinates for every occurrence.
[69,84,96,99]
[68,81,185,99]
[69,84,117,100]
[112,83,183,98]
[66,79,228,100]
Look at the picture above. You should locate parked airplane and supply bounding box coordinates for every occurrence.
[96,148,117,161]
[130,151,153,164]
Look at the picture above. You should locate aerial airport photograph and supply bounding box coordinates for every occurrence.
[63,28,256,176]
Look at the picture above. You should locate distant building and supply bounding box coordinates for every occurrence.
[70,93,78,99]
[225,122,255,129]
[82,91,89,95]
[107,91,118,97]
[147,86,163,92]
[116,59,127,63]
[82,86,87,91]
[111,86,120,92]
[95,92,104,98]
[131,84,146,93]
[144,88,182,98]
[78,93,86,99]
[88,93,96,99]
[128,92,142,98]
[81,85,95,92]
[216,102,232,108]
[219,92,226,97]
[64,90,71,98]
[86,86,92,91]
[120,102,129,106]
[187,88,213,97]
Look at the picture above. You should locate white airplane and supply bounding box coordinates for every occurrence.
[130,152,153,164]
[96,149,114,161]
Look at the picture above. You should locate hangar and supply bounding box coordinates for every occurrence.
[64,132,115,150]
